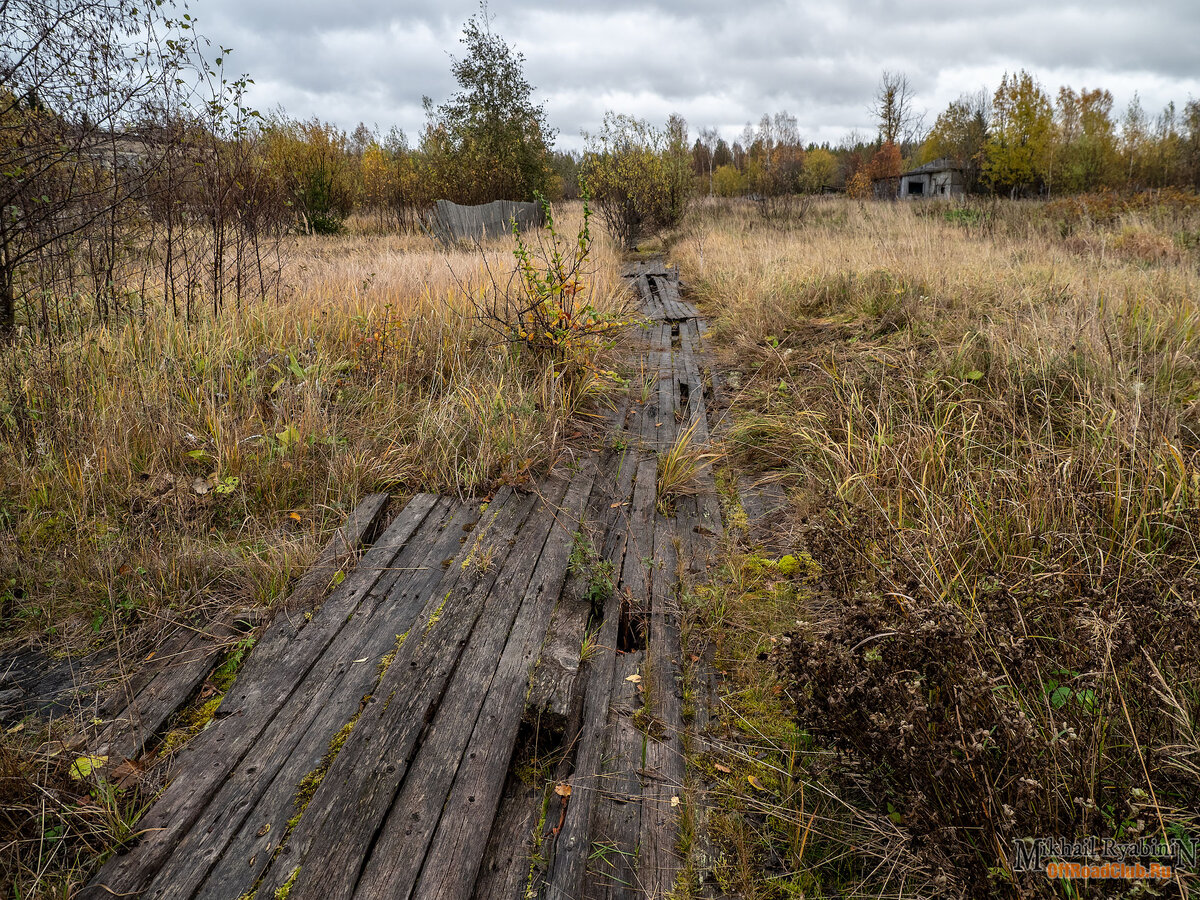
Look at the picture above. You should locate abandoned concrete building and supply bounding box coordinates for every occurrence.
[897,158,966,197]
[874,157,966,198]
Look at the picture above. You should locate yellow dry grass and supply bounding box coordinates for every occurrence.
[0,201,627,655]
[675,196,1200,898]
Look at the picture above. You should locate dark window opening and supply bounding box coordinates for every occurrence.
[908,179,924,195]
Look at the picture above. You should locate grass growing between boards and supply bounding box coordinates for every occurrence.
[680,502,893,900]
[673,196,1200,898]
[0,201,628,897]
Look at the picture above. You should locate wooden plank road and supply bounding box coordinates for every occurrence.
[84,260,721,900]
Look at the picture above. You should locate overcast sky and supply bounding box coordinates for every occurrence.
[193,0,1200,151]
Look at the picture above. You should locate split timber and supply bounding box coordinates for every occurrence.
[83,260,721,900]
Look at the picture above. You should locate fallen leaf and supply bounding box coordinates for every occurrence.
[70,754,108,780]
[289,512,302,522]
[714,763,732,774]
[554,783,572,797]
[256,823,271,837]
[144,651,156,661]
[111,758,145,788]
[625,673,642,684]
[746,775,766,791]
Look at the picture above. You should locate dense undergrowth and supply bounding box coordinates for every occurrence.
[675,195,1200,898]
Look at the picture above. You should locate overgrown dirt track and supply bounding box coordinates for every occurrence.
[82,260,722,900]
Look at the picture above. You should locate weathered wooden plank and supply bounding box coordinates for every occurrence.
[96,621,240,769]
[639,514,685,898]
[654,324,679,452]
[674,320,705,428]
[591,454,661,900]
[81,493,442,900]
[542,516,634,894]
[640,274,665,321]
[469,768,546,900]
[523,587,591,736]
[180,499,476,900]
[655,273,698,322]
[94,495,391,772]
[541,449,656,899]
[95,621,205,720]
[588,650,646,900]
[684,654,723,894]
[352,478,574,899]
[676,318,724,573]
[411,473,595,899]
[269,490,539,900]
[283,492,393,612]
[517,454,628,899]
[540,576,621,900]
[622,454,657,650]
[624,260,669,281]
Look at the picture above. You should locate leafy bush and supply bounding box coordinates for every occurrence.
[581,112,692,248]
[470,197,626,373]
[264,117,357,234]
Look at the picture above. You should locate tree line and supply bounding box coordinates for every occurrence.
[5,1,1200,340]
[686,70,1200,201]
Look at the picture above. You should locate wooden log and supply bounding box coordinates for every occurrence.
[81,493,441,900]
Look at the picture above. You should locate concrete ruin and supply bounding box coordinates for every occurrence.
[894,158,966,198]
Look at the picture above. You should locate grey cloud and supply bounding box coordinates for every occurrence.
[192,0,1200,150]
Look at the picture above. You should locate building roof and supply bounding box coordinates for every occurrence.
[901,157,963,176]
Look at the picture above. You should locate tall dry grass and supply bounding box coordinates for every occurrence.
[0,202,626,654]
[676,197,1200,898]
